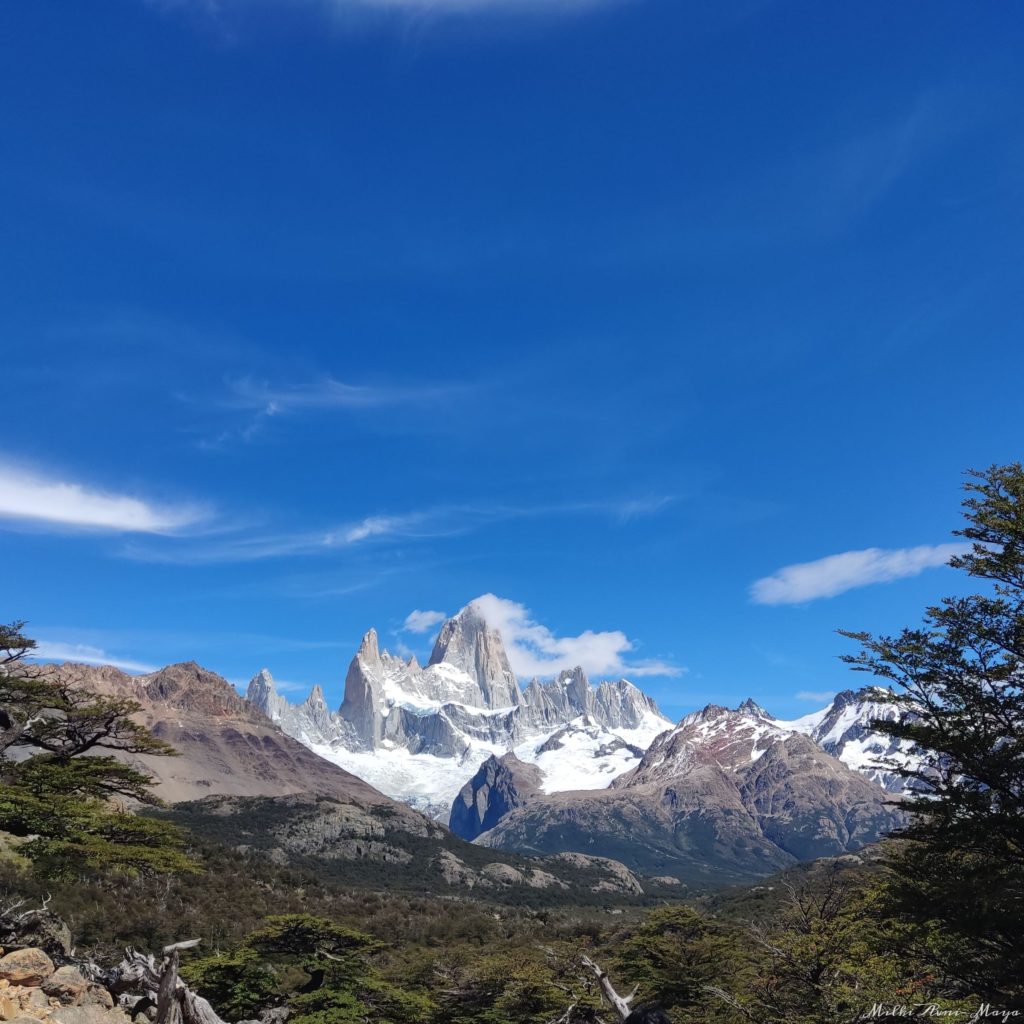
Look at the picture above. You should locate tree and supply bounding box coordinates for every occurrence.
[609,906,738,1019]
[840,463,1024,1005]
[183,914,433,1024]
[0,621,195,877]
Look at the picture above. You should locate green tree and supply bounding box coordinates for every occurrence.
[0,621,195,877]
[610,905,739,1019]
[709,863,952,1024]
[184,914,433,1024]
[841,463,1024,1005]
[431,946,598,1024]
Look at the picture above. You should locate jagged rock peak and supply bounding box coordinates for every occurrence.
[246,669,291,723]
[247,668,276,697]
[686,703,731,722]
[556,665,590,700]
[428,603,522,709]
[357,628,381,664]
[832,685,892,707]
[737,698,769,718]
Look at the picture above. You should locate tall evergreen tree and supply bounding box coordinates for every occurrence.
[841,463,1024,1004]
[0,621,195,877]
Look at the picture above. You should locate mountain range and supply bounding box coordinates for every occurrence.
[40,659,649,899]
[246,604,671,817]
[473,700,905,882]
[45,601,915,890]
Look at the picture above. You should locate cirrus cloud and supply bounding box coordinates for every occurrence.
[750,542,968,606]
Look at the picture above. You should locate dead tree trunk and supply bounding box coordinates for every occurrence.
[580,955,638,1021]
[115,940,228,1024]
[579,957,672,1024]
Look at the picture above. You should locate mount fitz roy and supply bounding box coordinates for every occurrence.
[246,603,917,830]
[246,604,670,818]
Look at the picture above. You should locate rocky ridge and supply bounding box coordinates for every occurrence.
[36,661,428,829]
[162,793,649,899]
[473,700,907,884]
[449,753,543,842]
[771,688,921,792]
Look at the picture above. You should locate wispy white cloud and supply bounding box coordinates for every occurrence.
[124,510,442,564]
[750,543,968,605]
[200,373,464,447]
[467,593,681,679]
[30,641,157,674]
[348,0,615,10]
[153,0,620,18]
[403,609,448,634]
[611,495,676,523]
[796,690,836,703]
[0,462,205,534]
[333,515,423,544]
[123,496,672,565]
[224,374,454,415]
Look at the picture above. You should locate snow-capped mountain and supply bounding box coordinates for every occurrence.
[474,697,907,882]
[456,691,922,852]
[612,699,792,787]
[615,691,921,793]
[772,687,921,792]
[246,604,673,818]
[246,601,921,822]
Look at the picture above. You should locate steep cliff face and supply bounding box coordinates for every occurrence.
[428,604,523,710]
[519,669,662,733]
[449,753,543,841]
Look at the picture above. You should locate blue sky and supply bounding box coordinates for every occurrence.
[2,0,1022,720]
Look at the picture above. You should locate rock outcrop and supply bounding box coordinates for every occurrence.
[0,947,123,1024]
[449,753,543,841]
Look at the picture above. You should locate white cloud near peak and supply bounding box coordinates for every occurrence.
[403,609,448,634]
[467,593,680,680]
[0,462,204,534]
[750,542,968,606]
